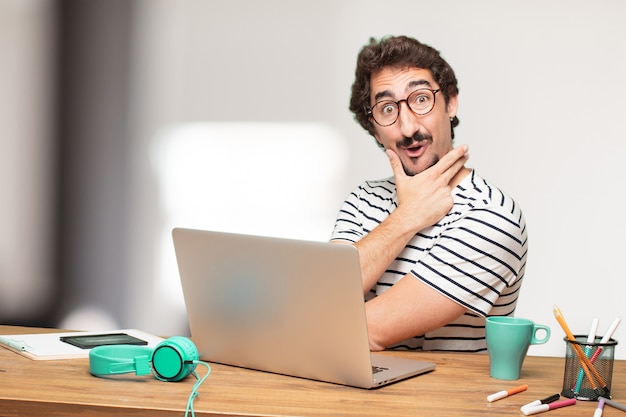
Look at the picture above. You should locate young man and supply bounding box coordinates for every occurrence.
[331,35,527,352]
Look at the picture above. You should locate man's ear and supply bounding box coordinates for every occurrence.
[446,94,459,119]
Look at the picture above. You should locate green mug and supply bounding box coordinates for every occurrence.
[486,316,551,380]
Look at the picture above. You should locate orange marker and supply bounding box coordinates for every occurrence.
[487,384,528,402]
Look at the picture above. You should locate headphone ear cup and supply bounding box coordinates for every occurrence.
[151,336,199,382]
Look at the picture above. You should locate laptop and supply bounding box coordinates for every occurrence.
[172,227,435,388]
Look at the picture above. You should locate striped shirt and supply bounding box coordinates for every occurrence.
[330,170,528,352]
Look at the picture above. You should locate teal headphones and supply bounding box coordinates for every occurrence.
[89,336,200,382]
[89,336,210,416]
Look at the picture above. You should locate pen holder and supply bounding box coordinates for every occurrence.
[561,335,617,401]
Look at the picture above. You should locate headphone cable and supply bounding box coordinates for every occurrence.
[184,361,212,417]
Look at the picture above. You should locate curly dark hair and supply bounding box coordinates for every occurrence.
[349,35,460,143]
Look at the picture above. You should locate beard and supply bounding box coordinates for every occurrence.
[396,132,439,176]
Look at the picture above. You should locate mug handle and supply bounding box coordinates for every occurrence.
[530,324,551,344]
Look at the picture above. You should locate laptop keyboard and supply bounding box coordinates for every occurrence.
[372,366,389,374]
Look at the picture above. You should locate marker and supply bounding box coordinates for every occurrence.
[520,394,560,413]
[590,317,622,363]
[0,337,31,352]
[487,384,528,402]
[594,398,605,417]
[574,318,599,393]
[600,397,626,412]
[522,398,576,415]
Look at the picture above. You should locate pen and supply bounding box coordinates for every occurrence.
[522,398,576,415]
[600,397,626,413]
[589,317,622,363]
[553,306,609,396]
[487,384,528,402]
[594,398,605,417]
[0,337,30,352]
[574,318,599,394]
[520,393,560,413]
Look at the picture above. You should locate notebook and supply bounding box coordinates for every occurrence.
[172,227,435,388]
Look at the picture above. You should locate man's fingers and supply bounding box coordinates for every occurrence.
[387,145,469,184]
[437,145,468,172]
[433,145,469,181]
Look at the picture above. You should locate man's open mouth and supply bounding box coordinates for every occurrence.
[403,142,427,158]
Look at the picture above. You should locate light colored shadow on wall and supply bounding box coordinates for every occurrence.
[148,122,350,327]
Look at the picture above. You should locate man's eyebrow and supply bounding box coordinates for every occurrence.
[372,79,434,103]
[407,79,432,90]
[373,89,394,103]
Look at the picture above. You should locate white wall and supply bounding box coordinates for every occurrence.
[125,0,626,358]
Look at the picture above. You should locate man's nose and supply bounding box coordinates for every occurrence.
[397,101,421,138]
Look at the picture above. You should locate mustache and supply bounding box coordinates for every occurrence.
[396,132,433,148]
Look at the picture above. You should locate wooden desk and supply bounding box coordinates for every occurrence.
[1,325,624,416]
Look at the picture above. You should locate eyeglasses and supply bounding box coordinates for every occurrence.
[368,88,440,127]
